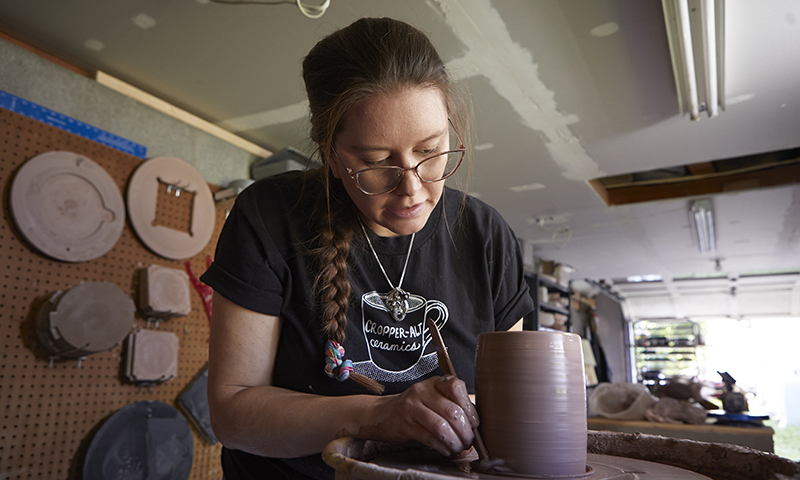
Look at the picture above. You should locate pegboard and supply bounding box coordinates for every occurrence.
[0,107,224,479]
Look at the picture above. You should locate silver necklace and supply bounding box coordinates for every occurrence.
[359,221,415,322]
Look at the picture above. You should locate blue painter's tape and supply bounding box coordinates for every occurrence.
[0,89,147,158]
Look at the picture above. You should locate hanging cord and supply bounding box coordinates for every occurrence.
[551,226,572,250]
[210,0,293,5]
[360,221,415,293]
[209,0,331,19]
[324,340,384,394]
[296,0,330,18]
[534,217,572,250]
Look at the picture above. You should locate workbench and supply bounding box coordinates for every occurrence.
[588,416,775,453]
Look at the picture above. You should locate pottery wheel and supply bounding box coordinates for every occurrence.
[323,438,712,480]
[127,156,215,260]
[372,452,713,479]
[10,151,125,262]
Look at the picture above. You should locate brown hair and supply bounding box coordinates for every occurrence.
[302,17,471,392]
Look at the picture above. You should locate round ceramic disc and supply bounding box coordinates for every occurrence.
[127,156,215,260]
[49,281,135,354]
[10,151,125,262]
[83,401,193,480]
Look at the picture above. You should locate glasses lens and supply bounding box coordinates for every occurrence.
[352,151,464,195]
[417,151,463,182]
[355,168,403,195]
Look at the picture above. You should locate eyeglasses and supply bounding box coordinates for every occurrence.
[342,121,466,196]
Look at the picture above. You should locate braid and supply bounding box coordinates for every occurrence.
[306,171,384,394]
[312,208,352,345]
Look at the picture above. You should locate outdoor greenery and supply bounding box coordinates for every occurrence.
[767,421,800,461]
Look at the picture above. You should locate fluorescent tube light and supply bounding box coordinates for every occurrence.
[662,0,725,120]
[689,199,716,255]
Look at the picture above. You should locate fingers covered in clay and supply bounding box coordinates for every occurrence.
[355,376,476,457]
[435,375,480,428]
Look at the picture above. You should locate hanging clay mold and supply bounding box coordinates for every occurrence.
[177,366,218,444]
[137,264,192,319]
[10,151,126,262]
[125,329,179,386]
[35,281,135,363]
[126,156,215,260]
[83,401,193,480]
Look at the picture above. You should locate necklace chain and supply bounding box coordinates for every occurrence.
[359,220,415,321]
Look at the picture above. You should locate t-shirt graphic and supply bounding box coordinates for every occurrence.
[352,290,448,383]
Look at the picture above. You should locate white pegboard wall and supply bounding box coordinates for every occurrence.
[0,107,223,479]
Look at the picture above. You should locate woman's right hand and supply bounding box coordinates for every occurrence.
[349,375,480,457]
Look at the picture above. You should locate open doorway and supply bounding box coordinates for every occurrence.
[632,316,800,460]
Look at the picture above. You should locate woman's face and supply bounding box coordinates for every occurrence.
[330,86,450,237]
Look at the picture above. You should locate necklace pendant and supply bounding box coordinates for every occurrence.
[385,287,410,322]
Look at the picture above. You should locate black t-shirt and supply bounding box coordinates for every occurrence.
[200,170,534,479]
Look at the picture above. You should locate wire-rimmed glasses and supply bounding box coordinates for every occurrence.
[343,120,466,196]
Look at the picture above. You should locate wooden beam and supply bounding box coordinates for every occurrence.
[603,162,800,206]
[687,161,715,175]
[0,30,92,78]
[587,178,611,205]
[96,71,272,159]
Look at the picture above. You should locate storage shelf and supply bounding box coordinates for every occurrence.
[540,302,570,316]
[633,320,705,383]
[523,273,571,332]
[636,345,698,349]
[537,275,569,294]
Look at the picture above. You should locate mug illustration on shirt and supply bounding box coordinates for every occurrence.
[354,290,448,383]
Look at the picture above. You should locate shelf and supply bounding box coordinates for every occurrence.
[639,359,696,363]
[632,320,706,382]
[540,302,570,316]
[636,346,697,350]
[639,353,697,358]
[537,275,569,294]
[523,273,572,332]
[538,326,568,333]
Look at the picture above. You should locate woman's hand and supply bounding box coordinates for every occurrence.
[352,375,480,457]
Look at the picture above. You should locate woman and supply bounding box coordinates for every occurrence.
[201,17,534,480]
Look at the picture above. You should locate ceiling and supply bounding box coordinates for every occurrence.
[1,0,799,308]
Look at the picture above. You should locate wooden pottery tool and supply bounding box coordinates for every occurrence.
[425,318,500,471]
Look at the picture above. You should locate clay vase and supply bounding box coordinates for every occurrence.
[475,331,587,477]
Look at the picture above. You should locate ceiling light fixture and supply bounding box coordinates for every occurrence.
[689,198,716,255]
[661,0,725,120]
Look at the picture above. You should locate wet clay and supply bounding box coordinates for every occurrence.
[476,331,587,477]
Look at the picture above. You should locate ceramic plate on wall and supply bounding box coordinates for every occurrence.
[127,156,215,260]
[10,151,125,262]
[83,401,193,480]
